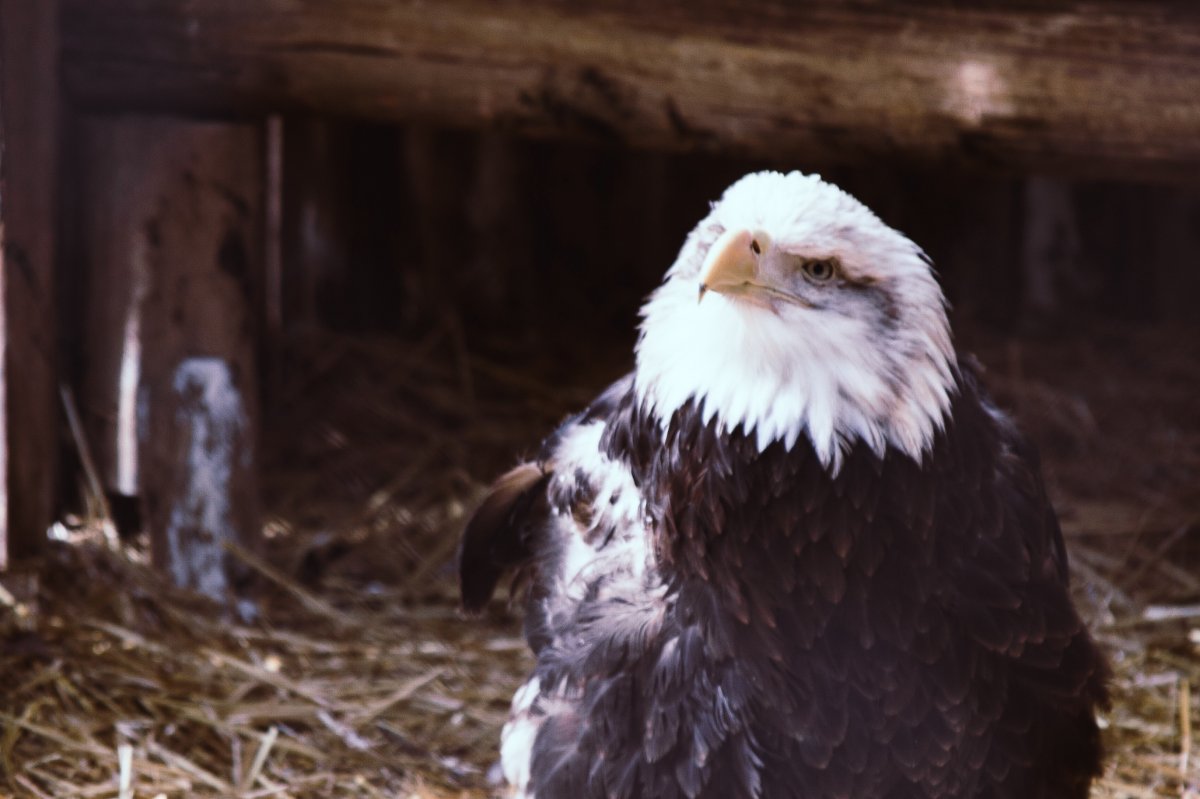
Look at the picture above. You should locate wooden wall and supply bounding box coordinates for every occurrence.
[5,0,1198,579]
[0,0,59,566]
[263,122,1200,341]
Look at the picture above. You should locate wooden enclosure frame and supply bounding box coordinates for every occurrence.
[61,0,1200,182]
[0,0,59,567]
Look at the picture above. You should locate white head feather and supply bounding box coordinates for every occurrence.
[634,171,956,471]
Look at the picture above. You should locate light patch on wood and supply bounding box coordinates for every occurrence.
[164,357,248,600]
[944,59,1014,126]
[115,234,152,495]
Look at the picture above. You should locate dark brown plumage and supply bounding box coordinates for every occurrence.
[459,171,1109,799]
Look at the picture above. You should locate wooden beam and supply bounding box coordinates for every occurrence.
[60,0,1200,182]
[0,0,59,566]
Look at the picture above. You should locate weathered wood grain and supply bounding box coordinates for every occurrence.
[1,23,7,570]
[1,0,60,566]
[60,0,1200,181]
[86,117,264,601]
[78,117,153,506]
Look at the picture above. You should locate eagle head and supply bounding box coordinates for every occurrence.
[635,171,956,469]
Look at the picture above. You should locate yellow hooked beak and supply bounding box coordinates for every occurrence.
[698,229,771,302]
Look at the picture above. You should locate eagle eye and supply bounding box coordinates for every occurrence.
[802,258,838,283]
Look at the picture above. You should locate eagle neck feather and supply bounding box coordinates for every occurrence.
[602,388,918,619]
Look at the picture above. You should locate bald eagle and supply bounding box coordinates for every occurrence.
[459,171,1109,799]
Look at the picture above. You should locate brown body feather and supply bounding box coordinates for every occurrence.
[460,366,1109,799]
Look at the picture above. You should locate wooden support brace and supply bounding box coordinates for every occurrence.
[0,0,60,567]
[80,116,264,602]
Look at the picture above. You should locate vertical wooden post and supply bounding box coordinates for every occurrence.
[280,117,345,332]
[0,0,60,567]
[142,118,262,603]
[1021,177,1080,319]
[1146,188,1200,323]
[81,116,263,602]
[264,115,285,341]
[78,118,153,518]
[0,91,6,569]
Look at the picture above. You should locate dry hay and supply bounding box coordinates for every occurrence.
[1,318,1197,798]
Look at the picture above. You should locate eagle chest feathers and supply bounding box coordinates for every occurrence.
[458,171,1108,799]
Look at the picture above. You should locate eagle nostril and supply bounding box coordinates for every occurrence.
[750,239,762,255]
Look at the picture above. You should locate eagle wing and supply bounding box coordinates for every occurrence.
[459,374,744,798]
[919,365,1110,797]
[458,364,1109,799]
[458,461,550,614]
[458,372,638,617]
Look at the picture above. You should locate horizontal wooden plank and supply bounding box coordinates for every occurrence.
[61,1,1200,181]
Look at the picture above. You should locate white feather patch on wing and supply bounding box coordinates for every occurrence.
[500,677,542,799]
[496,407,678,797]
[548,421,652,596]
